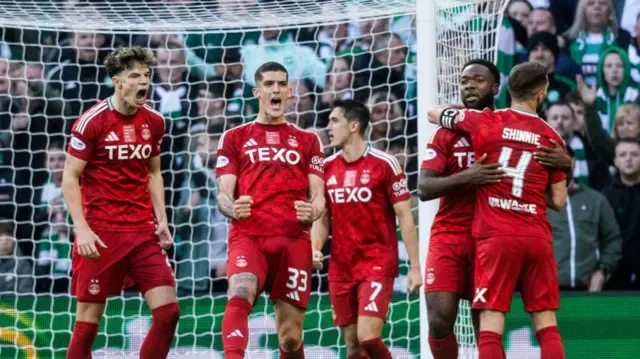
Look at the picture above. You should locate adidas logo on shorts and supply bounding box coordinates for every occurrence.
[364,302,378,312]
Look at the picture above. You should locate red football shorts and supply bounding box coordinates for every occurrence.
[472,236,559,313]
[328,276,394,327]
[71,230,176,304]
[226,235,313,309]
[424,233,475,300]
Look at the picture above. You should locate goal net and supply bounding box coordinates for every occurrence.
[0,0,505,357]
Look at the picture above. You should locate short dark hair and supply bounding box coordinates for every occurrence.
[507,62,548,101]
[0,218,15,237]
[547,99,574,114]
[462,59,501,85]
[331,99,370,136]
[564,92,584,106]
[616,136,640,148]
[254,62,288,84]
[104,46,156,78]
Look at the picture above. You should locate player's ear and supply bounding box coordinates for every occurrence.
[492,82,499,96]
[252,86,260,99]
[111,75,120,89]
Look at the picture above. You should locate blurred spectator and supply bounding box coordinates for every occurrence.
[174,130,227,295]
[603,139,640,289]
[627,13,640,83]
[44,31,115,117]
[566,92,587,136]
[528,8,557,36]
[194,81,228,130]
[0,219,33,294]
[285,79,316,129]
[563,0,632,86]
[595,47,638,133]
[367,33,408,102]
[546,101,590,185]
[240,25,327,88]
[321,56,365,107]
[367,91,404,149]
[34,142,71,293]
[213,49,257,119]
[508,0,533,29]
[0,58,11,128]
[527,32,577,108]
[316,22,355,64]
[549,148,621,291]
[306,126,332,156]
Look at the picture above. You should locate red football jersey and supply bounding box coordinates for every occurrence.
[215,122,324,238]
[67,97,165,231]
[441,107,566,240]
[420,127,475,241]
[324,147,411,281]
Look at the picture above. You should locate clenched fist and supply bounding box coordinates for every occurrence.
[233,196,253,219]
[312,249,324,270]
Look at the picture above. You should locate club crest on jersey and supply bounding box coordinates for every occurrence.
[142,128,151,140]
[360,170,370,185]
[236,256,247,268]
[344,170,357,187]
[266,131,280,145]
[123,125,136,143]
[426,268,435,285]
[288,136,299,147]
[88,279,100,295]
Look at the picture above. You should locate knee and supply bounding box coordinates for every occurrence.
[152,302,180,327]
[356,319,384,343]
[228,283,257,303]
[278,325,303,352]
[428,311,456,339]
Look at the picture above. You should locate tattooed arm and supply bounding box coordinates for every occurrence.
[216,174,252,219]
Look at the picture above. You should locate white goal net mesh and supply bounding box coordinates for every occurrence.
[0,0,504,358]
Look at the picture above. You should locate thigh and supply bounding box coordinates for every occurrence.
[472,237,523,313]
[329,281,358,327]
[227,236,268,295]
[356,276,394,322]
[126,232,176,295]
[71,232,130,303]
[267,237,312,309]
[425,238,472,298]
[520,241,560,313]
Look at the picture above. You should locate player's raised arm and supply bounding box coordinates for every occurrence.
[427,103,465,126]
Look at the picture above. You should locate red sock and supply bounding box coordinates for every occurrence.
[360,338,392,359]
[428,332,459,359]
[536,326,565,359]
[222,298,252,359]
[478,331,504,359]
[347,355,369,359]
[280,342,304,359]
[140,302,180,359]
[67,321,99,359]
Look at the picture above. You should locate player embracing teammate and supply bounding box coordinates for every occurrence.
[64,47,180,359]
[311,100,422,359]
[216,62,326,359]
[428,62,570,359]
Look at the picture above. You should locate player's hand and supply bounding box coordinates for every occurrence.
[155,221,173,249]
[233,196,253,220]
[589,269,606,292]
[407,266,422,294]
[462,153,506,185]
[534,139,571,170]
[295,200,314,224]
[75,226,107,260]
[576,74,597,105]
[312,249,324,270]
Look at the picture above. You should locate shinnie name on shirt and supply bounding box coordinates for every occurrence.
[501,128,541,146]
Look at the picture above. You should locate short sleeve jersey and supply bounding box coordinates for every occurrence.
[324,147,411,281]
[420,127,475,241]
[67,98,165,231]
[441,107,566,240]
[215,122,324,239]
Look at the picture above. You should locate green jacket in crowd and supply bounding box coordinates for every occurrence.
[548,182,622,289]
[596,46,640,133]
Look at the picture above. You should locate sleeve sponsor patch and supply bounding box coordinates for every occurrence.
[425,148,437,160]
[70,136,86,151]
[216,155,229,168]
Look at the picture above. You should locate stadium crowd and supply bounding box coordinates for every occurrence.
[0,0,639,297]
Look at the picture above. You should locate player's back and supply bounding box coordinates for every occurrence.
[421,127,475,237]
[216,121,324,239]
[468,108,566,240]
[67,98,165,231]
[324,147,410,280]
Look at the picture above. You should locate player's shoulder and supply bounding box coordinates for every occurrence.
[73,99,110,135]
[323,151,342,169]
[430,125,464,145]
[142,104,165,124]
[368,148,403,176]
[219,122,254,148]
[462,107,494,118]
[286,123,324,150]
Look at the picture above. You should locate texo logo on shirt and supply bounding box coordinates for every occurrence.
[328,187,372,203]
[245,147,300,165]
[106,144,152,160]
[454,152,475,168]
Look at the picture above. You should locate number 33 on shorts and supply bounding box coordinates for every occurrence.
[284,267,309,302]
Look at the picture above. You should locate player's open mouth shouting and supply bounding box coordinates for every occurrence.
[270,96,283,111]
[135,88,148,106]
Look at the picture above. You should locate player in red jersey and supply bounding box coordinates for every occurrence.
[63,47,179,359]
[216,62,325,359]
[418,59,504,359]
[310,100,422,359]
[428,62,568,359]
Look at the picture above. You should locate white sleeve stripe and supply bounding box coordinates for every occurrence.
[77,102,107,134]
[143,105,166,133]
[218,130,228,150]
[313,132,324,153]
[370,149,402,176]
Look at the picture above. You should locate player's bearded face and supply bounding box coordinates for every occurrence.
[255,71,290,119]
[117,62,150,108]
[460,65,496,110]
